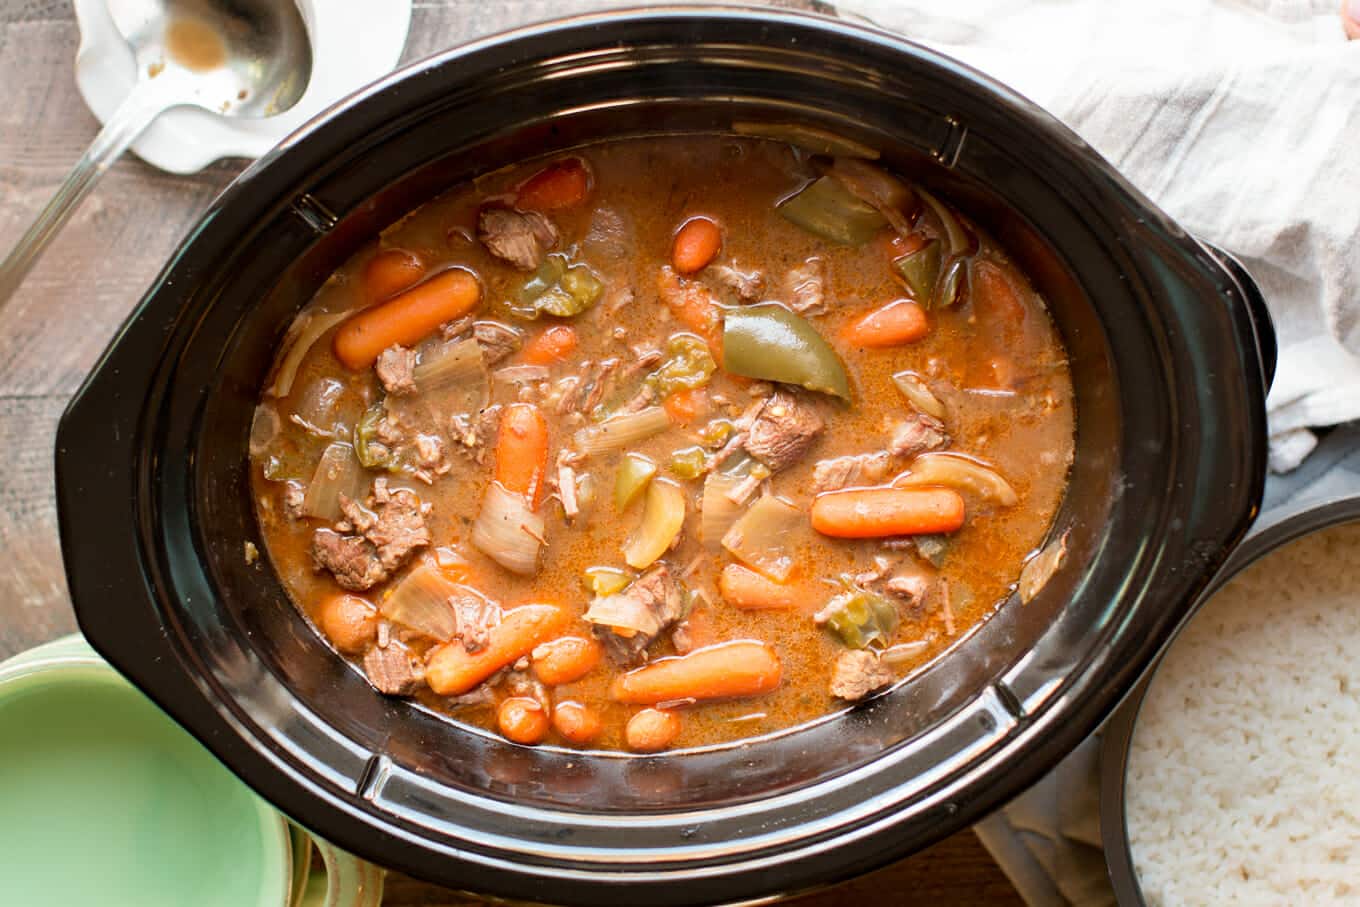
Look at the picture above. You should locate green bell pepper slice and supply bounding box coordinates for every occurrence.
[777,176,887,246]
[722,303,851,399]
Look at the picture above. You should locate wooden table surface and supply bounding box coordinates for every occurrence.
[0,1,1023,903]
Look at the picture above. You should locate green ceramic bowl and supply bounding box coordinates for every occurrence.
[0,636,381,907]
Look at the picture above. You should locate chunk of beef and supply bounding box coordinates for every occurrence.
[283,481,306,520]
[312,529,387,591]
[375,344,418,396]
[363,643,423,696]
[478,207,559,271]
[451,588,502,653]
[451,405,500,464]
[366,488,430,571]
[786,257,827,316]
[829,649,895,701]
[883,574,929,608]
[589,565,687,664]
[713,263,765,302]
[473,320,522,365]
[311,488,430,590]
[414,434,447,472]
[889,412,950,460]
[812,452,893,493]
[744,390,824,471]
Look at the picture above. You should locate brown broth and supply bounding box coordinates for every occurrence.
[251,136,1075,751]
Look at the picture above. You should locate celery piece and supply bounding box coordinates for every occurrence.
[820,585,899,650]
[668,446,709,480]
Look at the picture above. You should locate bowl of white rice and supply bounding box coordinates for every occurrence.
[1102,493,1360,906]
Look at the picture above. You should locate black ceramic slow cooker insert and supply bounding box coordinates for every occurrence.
[55,8,1274,905]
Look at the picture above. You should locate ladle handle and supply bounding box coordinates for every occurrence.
[0,85,170,307]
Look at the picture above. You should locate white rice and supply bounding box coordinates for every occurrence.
[1126,521,1360,906]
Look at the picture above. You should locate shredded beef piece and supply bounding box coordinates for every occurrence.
[580,359,621,414]
[366,489,430,571]
[439,314,476,341]
[283,481,306,520]
[615,383,656,416]
[372,476,391,505]
[619,346,663,382]
[414,434,447,472]
[363,643,423,696]
[830,650,895,701]
[312,529,387,591]
[889,412,950,460]
[451,589,502,653]
[473,320,522,365]
[812,452,893,493]
[591,565,688,664]
[338,494,376,533]
[557,464,580,520]
[713,263,765,302]
[786,257,827,315]
[884,574,930,607]
[744,390,824,471]
[375,344,418,396]
[478,207,559,271]
[451,406,500,464]
[375,411,404,446]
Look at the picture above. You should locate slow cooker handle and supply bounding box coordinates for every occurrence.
[1201,241,1277,393]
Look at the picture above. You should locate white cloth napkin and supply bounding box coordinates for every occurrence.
[836,0,1360,472]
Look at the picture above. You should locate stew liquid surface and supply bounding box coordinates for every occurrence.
[250,135,1075,752]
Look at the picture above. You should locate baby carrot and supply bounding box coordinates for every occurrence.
[841,299,929,348]
[672,217,723,274]
[494,403,549,508]
[498,697,549,745]
[657,266,723,357]
[552,701,603,746]
[522,325,578,365]
[610,641,782,704]
[425,603,569,696]
[810,487,965,539]
[531,635,602,686]
[334,268,481,370]
[661,387,708,424]
[718,564,799,611]
[515,158,592,211]
[625,708,681,752]
[362,248,425,303]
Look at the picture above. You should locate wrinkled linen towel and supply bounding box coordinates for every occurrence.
[837,0,1360,472]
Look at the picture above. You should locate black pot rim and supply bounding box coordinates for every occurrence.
[55,7,1272,904]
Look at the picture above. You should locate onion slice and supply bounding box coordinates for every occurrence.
[895,452,1018,507]
[302,443,366,521]
[379,563,462,641]
[722,494,803,582]
[891,371,947,420]
[471,481,545,575]
[623,479,686,570]
[700,471,746,549]
[267,310,351,399]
